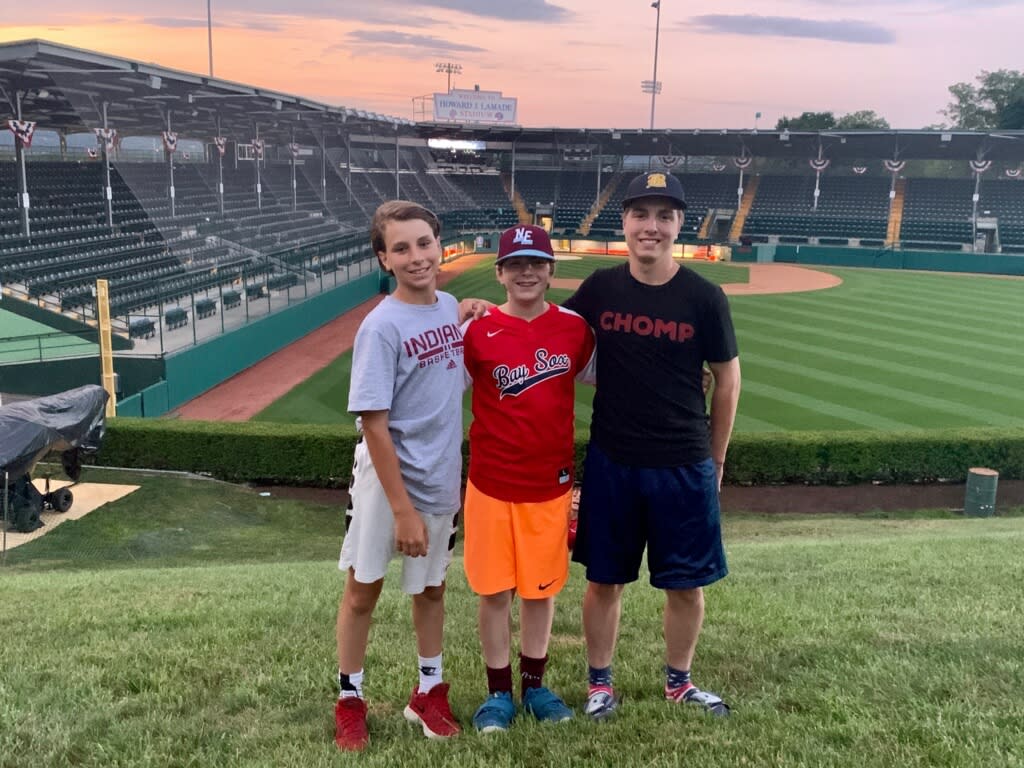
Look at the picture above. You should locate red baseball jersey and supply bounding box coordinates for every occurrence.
[463,304,596,503]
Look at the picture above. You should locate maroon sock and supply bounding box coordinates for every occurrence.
[486,664,513,695]
[520,653,548,698]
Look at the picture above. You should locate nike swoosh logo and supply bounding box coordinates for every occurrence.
[538,579,556,591]
[487,330,503,338]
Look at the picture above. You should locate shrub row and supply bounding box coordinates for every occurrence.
[100,419,1024,488]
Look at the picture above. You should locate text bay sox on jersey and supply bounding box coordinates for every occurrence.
[493,348,572,394]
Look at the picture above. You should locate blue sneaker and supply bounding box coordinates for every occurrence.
[473,691,516,733]
[523,686,573,723]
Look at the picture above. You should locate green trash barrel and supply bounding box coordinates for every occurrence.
[964,467,998,517]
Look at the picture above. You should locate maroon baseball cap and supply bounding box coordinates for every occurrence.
[496,225,556,263]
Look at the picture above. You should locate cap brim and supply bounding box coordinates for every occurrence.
[622,194,687,210]
[496,248,556,261]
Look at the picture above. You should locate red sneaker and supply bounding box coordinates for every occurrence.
[335,697,369,751]
[403,683,461,740]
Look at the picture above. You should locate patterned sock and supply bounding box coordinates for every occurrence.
[666,665,693,692]
[520,654,548,697]
[418,653,443,694]
[338,669,364,699]
[588,664,612,693]
[486,664,513,695]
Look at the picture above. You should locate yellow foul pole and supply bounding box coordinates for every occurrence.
[95,279,117,417]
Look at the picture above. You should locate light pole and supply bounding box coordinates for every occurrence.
[207,0,214,76]
[646,1,663,130]
[435,62,462,93]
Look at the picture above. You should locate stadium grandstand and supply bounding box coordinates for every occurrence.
[2,39,1023,414]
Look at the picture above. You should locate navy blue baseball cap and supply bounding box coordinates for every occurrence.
[621,171,687,210]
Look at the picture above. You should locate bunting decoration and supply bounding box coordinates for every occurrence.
[852,166,868,175]
[289,142,301,158]
[1006,168,1021,179]
[969,159,992,174]
[809,157,831,172]
[182,152,191,160]
[7,119,37,148]
[162,131,178,153]
[710,161,727,172]
[93,127,117,153]
[732,155,753,170]
[214,137,227,156]
[87,147,98,159]
[659,155,681,168]
[252,139,265,160]
[883,159,905,173]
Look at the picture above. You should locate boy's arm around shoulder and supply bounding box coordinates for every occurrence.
[574,317,597,386]
[458,297,494,323]
[359,410,429,558]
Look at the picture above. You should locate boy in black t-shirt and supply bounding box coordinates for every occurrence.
[563,171,741,720]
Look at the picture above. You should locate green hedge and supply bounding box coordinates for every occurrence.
[101,419,1024,488]
[102,419,359,487]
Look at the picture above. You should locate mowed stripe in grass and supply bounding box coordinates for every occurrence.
[728,267,1024,431]
[256,260,1024,432]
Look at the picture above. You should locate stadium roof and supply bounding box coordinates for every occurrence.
[0,39,415,147]
[2,39,1022,161]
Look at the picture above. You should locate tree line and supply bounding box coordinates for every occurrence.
[774,69,1024,131]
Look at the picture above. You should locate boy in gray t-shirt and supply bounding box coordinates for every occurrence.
[347,292,464,516]
[334,201,467,751]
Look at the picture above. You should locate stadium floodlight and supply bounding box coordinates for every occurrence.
[647,0,662,130]
[207,0,214,77]
[435,62,462,93]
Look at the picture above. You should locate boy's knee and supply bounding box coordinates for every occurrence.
[418,583,446,603]
[588,582,624,602]
[342,580,383,615]
[666,586,703,607]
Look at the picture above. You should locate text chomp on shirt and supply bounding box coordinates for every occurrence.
[562,263,738,467]
[463,304,596,503]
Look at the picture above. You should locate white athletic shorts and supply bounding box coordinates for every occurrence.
[338,439,458,595]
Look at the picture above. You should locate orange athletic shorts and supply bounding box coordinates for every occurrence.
[463,480,572,600]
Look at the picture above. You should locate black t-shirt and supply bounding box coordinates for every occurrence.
[563,262,738,466]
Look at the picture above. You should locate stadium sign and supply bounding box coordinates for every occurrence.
[433,89,517,125]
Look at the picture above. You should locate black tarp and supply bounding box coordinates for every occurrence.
[0,385,108,479]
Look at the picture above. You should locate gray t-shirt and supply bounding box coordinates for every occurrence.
[348,291,464,515]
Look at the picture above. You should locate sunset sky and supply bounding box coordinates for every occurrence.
[4,0,1022,130]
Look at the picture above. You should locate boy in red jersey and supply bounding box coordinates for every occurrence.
[461,225,596,732]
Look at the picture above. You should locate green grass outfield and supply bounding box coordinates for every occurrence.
[0,307,97,363]
[255,258,1024,432]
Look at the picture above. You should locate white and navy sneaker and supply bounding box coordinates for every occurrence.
[665,683,730,717]
[583,685,619,722]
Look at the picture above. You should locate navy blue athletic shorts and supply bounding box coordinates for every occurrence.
[571,442,728,590]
